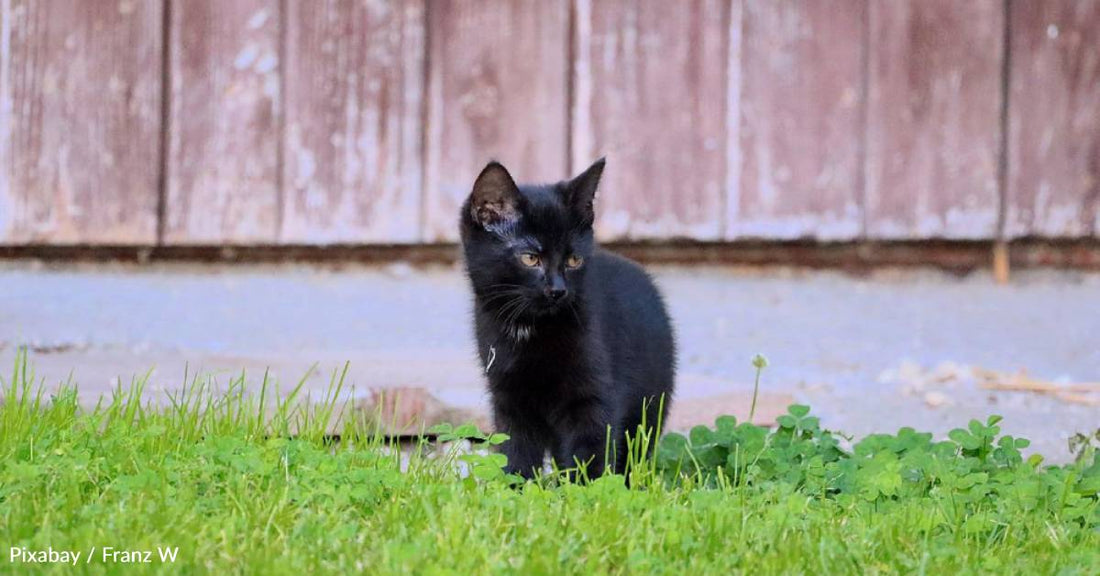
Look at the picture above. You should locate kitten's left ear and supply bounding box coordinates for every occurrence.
[564,157,605,225]
[469,161,522,232]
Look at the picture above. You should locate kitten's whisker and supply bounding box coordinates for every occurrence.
[567,300,583,326]
[480,290,529,313]
[481,286,525,297]
[481,291,525,307]
[501,300,524,327]
[493,296,527,325]
[504,307,530,347]
[502,300,533,340]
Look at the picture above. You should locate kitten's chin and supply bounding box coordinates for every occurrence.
[529,299,574,318]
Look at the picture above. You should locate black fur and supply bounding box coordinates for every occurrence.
[459,159,676,478]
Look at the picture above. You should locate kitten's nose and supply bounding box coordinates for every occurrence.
[546,287,568,301]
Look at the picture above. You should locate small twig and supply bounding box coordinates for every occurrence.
[974,367,1100,405]
[1053,392,1100,406]
[485,346,497,374]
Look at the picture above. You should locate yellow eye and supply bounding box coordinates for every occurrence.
[566,254,584,268]
[519,253,541,267]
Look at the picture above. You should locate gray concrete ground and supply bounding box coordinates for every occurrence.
[1,261,1097,462]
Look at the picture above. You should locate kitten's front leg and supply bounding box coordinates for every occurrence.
[494,410,548,479]
[549,392,615,480]
[500,434,546,479]
[554,429,609,480]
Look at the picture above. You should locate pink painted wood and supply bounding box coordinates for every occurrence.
[1006,0,1100,238]
[730,0,865,240]
[164,0,280,244]
[573,0,729,241]
[865,0,1003,239]
[281,0,425,244]
[0,0,162,244]
[1,1,1095,246]
[421,0,569,242]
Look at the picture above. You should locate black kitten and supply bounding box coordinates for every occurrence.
[459,158,676,479]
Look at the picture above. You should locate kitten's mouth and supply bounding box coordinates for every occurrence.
[530,298,572,317]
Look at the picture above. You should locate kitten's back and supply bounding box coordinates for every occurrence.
[586,250,676,411]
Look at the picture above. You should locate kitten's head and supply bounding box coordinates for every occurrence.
[460,158,605,320]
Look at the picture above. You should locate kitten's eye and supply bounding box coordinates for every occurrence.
[566,254,584,269]
[519,253,541,267]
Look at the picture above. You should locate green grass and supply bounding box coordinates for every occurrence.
[1,355,1097,575]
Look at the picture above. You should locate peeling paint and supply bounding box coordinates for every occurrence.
[234,44,260,70]
[247,8,269,30]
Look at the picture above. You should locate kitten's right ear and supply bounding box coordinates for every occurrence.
[469,161,521,231]
[564,157,605,226]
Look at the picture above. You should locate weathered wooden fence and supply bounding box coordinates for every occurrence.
[0,0,1096,246]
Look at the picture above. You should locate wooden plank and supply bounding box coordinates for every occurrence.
[730,0,864,240]
[573,0,728,241]
[0,0,162,245]
[164,0,280,244]
[422,0,568,242]
[1006,1,1100,238]
[281,0,425,244]
[865,0,1003,239]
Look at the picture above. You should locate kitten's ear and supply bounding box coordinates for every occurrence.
[469,161,521,231]
[564,157,605,225]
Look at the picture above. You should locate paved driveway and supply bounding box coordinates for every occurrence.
[1,262,1097,462]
